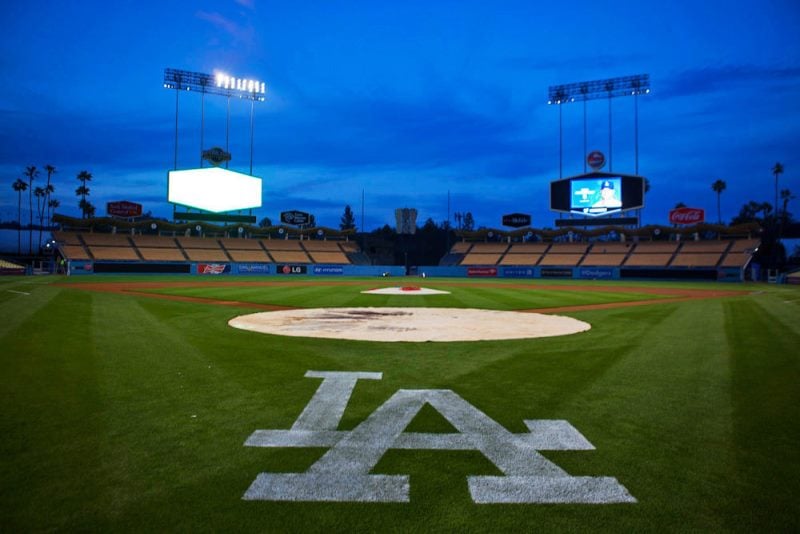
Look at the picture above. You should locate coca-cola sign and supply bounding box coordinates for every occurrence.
[669,207,705,224]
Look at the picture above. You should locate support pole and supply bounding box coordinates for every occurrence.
[558,103,563,178]
[249,98,255,175]
[583,98,587,173]
[608,93,613,172]
[226,95,231,169]
[174,89,179,170]
[634,92,639,175]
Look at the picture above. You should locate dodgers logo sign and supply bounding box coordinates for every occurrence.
[243,371,636,504]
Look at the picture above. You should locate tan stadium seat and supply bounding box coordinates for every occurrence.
[460,253,502,265]
[269,250,312,263]
[88,246,140,261]
[138,247,187,261]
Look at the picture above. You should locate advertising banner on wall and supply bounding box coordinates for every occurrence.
[467,267,498,277]
[198,263,231,275]
[238,263,271,274]
[501,213,531,228]
[541,268,573,278]
[502,267,535,278]
[579,267,615,279]
[669,207,705,225]
[107,200,143,218]
[278,265,308,274]
[313,266,345,275]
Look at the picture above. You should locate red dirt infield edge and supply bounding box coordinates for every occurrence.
[56,279,747,314]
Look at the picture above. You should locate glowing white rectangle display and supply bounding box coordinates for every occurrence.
[168,167,262,213]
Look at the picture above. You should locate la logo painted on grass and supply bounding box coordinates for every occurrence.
[243,371,636,504]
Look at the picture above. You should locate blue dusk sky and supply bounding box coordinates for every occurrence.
[1,0,799,231]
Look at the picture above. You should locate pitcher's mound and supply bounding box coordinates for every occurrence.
[361,286,451,295]
[228,307,590,342]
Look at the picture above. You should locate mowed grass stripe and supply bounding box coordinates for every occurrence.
[724,296,800,531]
[0,290,106,531]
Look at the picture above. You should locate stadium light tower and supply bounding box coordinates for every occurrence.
[548,74,650,175]
[163,68,266,174]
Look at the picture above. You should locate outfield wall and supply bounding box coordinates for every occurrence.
[419,265,745,282]
[66,260,743,282]
[67,260,405,277]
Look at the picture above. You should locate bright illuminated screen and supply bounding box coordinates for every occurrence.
[168,167,262,213]
[570,177,622,216]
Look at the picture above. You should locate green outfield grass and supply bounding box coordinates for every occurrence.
[1,275,798,532]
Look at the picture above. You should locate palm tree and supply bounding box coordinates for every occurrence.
[12,178,28,254]
[711,179,726,224]
[772,162,784,219]
[780,188,795,219]
[76,170,92,218]
[34,187,46,251]
[48,198,61,227]
[23,165,39,254]
[43,164,56,226]
[43,183,55,227]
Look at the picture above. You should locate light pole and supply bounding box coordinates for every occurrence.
[163,68,266,174]
[548,74,650,174]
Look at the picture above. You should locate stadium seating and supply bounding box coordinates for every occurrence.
[537,254,584,267]
[0,258,25,270]
[268,250,313,263]
[546,243,589,254]
[460,253,503,265]
[307,251,350,264]
[507,243,550,253]
[52,231,83,245]
[88,246,140,261]
[630,241,679,253]
[226,249,272,262]
[220,237,271,262]
[182,249,231,262]
[580,253,627,266]
[339,241,360,253]
[262,239,304,251]
[260,239,313,263]
[80,233,132,246]
[131,234,180,248]
[177,236,224,250]
[220,237,264,250]
[669,253,723,268]
[726,239,760,253]
[60,244,91,260]
[137,247,187,261]
[678,240,731,253]
[623,241,678,267]
[719,253,753,268]
[499,254,542,266]
[623,253,675,267]
[302,240,351,263]
[449,242,473,254]
[580,242,633,266]
[469,243,510,254]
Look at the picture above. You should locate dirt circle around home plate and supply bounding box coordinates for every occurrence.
[228,307,591,343]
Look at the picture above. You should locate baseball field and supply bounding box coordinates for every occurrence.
[1,275,798,531]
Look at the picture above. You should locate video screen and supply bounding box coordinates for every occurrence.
[168,167,262,213]
[550,173,644,216]
[570,177,622,215]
